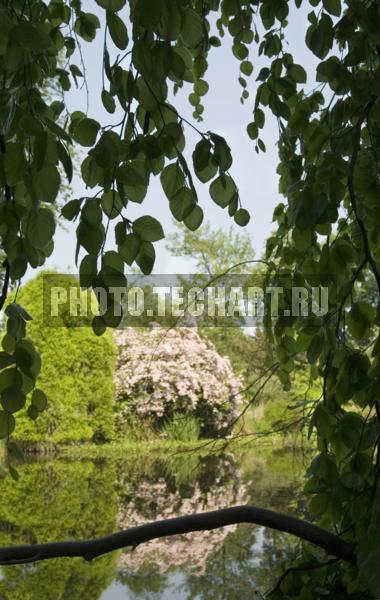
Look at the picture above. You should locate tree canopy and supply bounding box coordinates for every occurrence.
[1,0,380,597]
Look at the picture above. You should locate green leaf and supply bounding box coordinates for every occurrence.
[34,163,61,203]
[2,335,16,355]
[247,122,258,140]
[102,250,124,273]
[184,205,204,231]
[1,387,26,414]
[26,208,55,249]
[79,254,98,288]
[255,108,265,129]
[81,199,102,226]
[101,190,123,219]
[181,8,204,48]
[0,411,15,439]
[161,163,185,199]
[194,79,209,96]
[313,404,332,439]
[193,139,212,172]
[240,60,253,76]
[306,16,333,60]
[0,352,14,370]
[92,315,107,336]
[119,233,141,265]
[3,142,27,185]
[288,64,307,84]
[32,388,48,412]
[62,199,82,221]
[102,297,123,327]
[156,0,182,41]
[74,12,100,42]
[95,0,126,10]
[77,221,104,256]
[136,241,155,274]
[27,404,39,420]
[307,335,324,363]
[256,67,270,81]
[117,160,148,202]
[14,340,36,375]
[211,135,232,171]
[209,175,236,208]
[107,11,129,50]
[73,118,100,147]
[19,115,43,136]
[10,22,51,53]
[228,195,238,217]
[101,90,116,113]
[57,141,73,183]
[323,0,341,16]
[114,221,127,246]
[170,187,196,221]
[91,132,121,168]
[133,216,164,242]
[195,160,218,184]
[234,208,250,226]
[44,118,72,144]
[209,36,221,47]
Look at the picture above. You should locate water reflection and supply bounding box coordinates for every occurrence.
[0,448,302,599]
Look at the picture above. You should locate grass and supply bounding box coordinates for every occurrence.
[163,414,200,443]
[56,429,309,461]
[58,438,213,459]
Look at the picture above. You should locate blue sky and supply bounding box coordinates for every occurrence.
[46,2,317,276]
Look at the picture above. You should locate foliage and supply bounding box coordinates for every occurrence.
[251,368,321,437]
[0,0,379,596]
[6,272,116,444]
[167,220,255,276]
[0,0,251,454]
[114,326,242,437]
[201,327,268,383]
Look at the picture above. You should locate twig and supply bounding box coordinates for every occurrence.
[267,557,340,596]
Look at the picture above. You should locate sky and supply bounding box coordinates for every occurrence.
[45,2,317,277]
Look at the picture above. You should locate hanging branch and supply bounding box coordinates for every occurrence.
[0,259,10,312]
[0,505,356,566]
[348,98,380,293]
[0,133,12,312]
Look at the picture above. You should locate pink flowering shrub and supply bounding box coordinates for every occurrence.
[114,327,242,436]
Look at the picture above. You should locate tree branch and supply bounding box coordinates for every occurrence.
[0,259,10,312]
[0,505,356,566]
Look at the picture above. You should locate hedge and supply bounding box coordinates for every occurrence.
[5,272,116,444]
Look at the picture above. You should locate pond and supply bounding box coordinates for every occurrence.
[0,445,306,599]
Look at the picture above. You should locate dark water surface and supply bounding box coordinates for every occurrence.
[0,446,305,599]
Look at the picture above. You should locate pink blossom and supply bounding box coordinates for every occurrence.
[114,327,242,434]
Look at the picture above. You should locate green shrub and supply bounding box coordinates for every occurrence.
[7,272,116,444]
